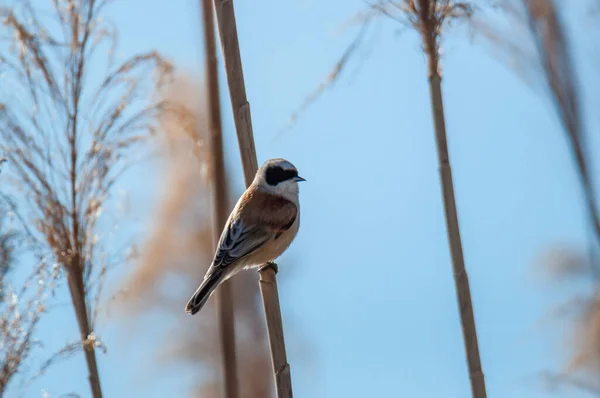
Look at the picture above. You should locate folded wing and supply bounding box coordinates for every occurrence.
[212,217,271,269]
[211,189,298,271]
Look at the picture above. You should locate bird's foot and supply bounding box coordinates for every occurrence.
[258,261,278,274]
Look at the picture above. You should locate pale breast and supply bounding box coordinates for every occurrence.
[243,211,300,268]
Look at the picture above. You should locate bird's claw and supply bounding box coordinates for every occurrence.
[259,261,278,274]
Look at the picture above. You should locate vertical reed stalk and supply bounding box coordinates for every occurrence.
[415,1,486,397]
[201,0,239,396]
[258,265,293,398]
[65,268,102,398]
[211,0,294,396]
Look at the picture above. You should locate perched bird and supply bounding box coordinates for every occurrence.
[185,158,305,315]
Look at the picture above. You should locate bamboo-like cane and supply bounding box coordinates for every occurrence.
[417,1,487,397]
[427,71,487,398]
[65,267,103,398]
[258,262,293,398]
[211,0,293,397]
[70,112,103,398]
[200,0,239,397]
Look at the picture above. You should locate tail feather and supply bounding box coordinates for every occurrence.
[185,270,224,315]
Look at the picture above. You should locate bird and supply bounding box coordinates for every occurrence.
[185,158,305,315]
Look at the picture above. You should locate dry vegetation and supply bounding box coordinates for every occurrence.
[0,204,59,394]
[113,75,272,398]
[536,247,600,395]
[481,0,600,245]
[479,0,600,394]
[0,0,598,397]
[200,0,239,394]
[401,3,487,397]
[0,0,174,396]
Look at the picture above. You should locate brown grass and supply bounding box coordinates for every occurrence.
[0,204,59,394]
[0,1,174,396]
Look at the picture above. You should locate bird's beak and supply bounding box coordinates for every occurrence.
[294,176,306,182]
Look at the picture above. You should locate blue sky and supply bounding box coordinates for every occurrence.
[5,0,600,397]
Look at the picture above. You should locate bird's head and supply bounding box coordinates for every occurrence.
[255,158,305,201]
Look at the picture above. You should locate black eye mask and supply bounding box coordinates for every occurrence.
[265,166,298,186]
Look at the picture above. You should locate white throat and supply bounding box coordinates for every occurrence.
[273,180,299,204]
[255,179,299,204]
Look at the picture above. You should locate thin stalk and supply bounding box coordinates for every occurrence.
[258,264,292,398]
[211,0,293,396]
[67,2,103,391]
[427,72,486,398]
[67,129,102,398]
[65,269,102,398]
[66,2,102,395]
[201,0,239,396]
[211,0,257,184]
[417,1,486,397]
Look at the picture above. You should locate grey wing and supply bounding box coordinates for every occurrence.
[211,216,272,270]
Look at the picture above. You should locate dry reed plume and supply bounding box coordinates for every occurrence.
[479,0,600,393]
[0,203,59,395]
[114,75,272,398]
[0,0,174,396]
[479,0,600,250]
[536,247,600,394]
